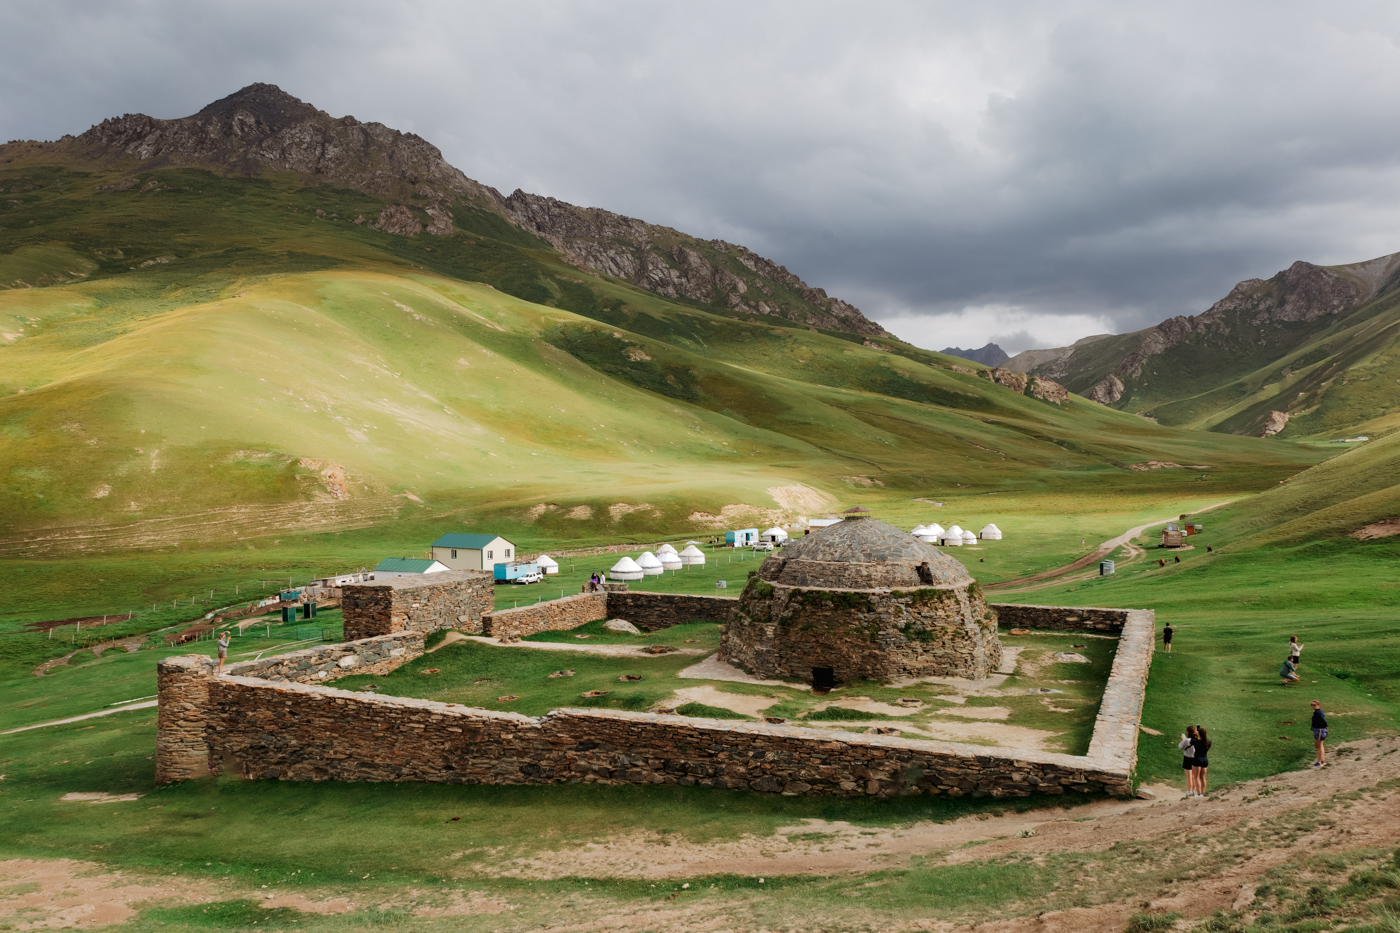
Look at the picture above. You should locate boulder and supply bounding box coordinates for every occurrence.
[603,619,642,635]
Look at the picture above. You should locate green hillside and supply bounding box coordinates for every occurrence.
[0,154,1324,559]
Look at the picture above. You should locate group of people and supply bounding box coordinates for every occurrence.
[1280,636,1304,684]
[1166,628,1330,797]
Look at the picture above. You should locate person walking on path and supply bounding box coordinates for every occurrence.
[1192,725,1212,796]
[1162,623,1174,654]
[1280,657,1299,685]
[1179,726,1199,795]
[1311,700,1328,767]
[216,631,230,674]
[1289,636,1304,670]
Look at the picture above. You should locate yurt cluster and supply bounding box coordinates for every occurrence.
[607,542,707,581]
[911,521,1002,546]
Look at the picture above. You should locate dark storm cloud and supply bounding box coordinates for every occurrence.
[6,1,1400,353]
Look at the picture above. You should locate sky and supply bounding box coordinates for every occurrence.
[6,2,1400,354]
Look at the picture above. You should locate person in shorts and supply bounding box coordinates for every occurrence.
[1192,725,1212,796]
[1178,725,1199,795]
[1311,700,1327,767]
[216,631,230,673]
[1289,636,1304,670]
[1162,624,1174,654]
[1280,657,1298,685]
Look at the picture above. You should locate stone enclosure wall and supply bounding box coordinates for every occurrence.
[342,571,493,641]
[484,593,607,640]
[225,631,425,683]
[992,604,1128,633]
[158,600,1154,797]
[481,591,736,640]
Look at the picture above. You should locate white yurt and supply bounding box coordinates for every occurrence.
[536,554,560,575]
[679,544,706,566]
[961,529,977,545]
[636,551,665,576]
[979,523,1002,540]
[659,550,683,571]
[911,524,927,536]
[609,556,645,581]
[656,544,678,560]
[940,524,964,546]
[762,526,789,544]
[919,522,945,543]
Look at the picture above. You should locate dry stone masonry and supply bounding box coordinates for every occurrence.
[341,571,493,641]
[156,531,1154,798]
[722,516,1001,683]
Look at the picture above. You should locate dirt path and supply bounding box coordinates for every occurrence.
[32,636,148,677]
[986,501,1231,591]
[494,734,1400,881]
[0,700,159,735]
[460,636,708,658]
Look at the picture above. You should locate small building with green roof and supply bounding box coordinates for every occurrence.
[430,533,516,572]
[373,557,450,578]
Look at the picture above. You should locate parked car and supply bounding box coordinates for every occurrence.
[511,570,543,585]
[752,541,774,551]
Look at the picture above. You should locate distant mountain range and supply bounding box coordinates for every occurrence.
[1004,254,1400,438]
[59,83,888,336]
[939,343,1009,367]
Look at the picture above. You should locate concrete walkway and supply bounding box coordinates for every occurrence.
[0,700,159,735]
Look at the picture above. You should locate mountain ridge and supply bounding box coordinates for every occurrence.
[45,83,886,336]
[939,343,1008,367]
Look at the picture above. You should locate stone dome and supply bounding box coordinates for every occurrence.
[759,516,973,590]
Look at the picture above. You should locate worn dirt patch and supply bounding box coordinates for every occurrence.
[0,858,215,929]
[59,792,145,804]
[809,697,922,718]
[676,654,809,689]
[259,893,356,914]
[669,686,775,717]
[411,890,516,916]
[933,705,1012,720]
[1350,519,1400,540]
[766,483,836,514]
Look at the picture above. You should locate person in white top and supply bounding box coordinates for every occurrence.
[1289,636,1304,670]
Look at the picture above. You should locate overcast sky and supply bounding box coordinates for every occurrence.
[6,2,1400,354]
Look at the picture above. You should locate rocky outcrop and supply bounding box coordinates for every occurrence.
[1088,374,1125,404]
[60,83,887,336]
[500,190,888,335]
[980,368,1069,404]
[1259,410,1290,437]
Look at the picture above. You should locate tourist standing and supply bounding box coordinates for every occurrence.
[1192,725,1212,796]
[1162,623,1174,654]
[1179,726,1199,795]
[1289,636,1304,670]
[216,631,230,674]
[1311,700,1328,768]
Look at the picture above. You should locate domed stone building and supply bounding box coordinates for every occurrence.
[720,512,1001,686]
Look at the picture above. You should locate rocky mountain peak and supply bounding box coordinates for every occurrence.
[60,84,888,337]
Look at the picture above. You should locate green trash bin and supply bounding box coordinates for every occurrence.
[281,606,295,623]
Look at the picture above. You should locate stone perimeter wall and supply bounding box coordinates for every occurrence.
[157,603,1154,795]
[203,679,1131,797]
[991,603,1128,633]
[481,591,735,640]
[342,572,493,641]
[225,631,426,683]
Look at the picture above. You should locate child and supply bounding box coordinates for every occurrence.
[1310,700,1327,767]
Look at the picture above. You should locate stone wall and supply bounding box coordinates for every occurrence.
[484,593,607,640]
[722,580,1001,682]
[202,678,1131,797]
[156,655,216,784]
[224,632,424,684]
[605,592,736,631]
[341,571,493,641]
[157,600,1153,797]
[991,603,1129,633]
